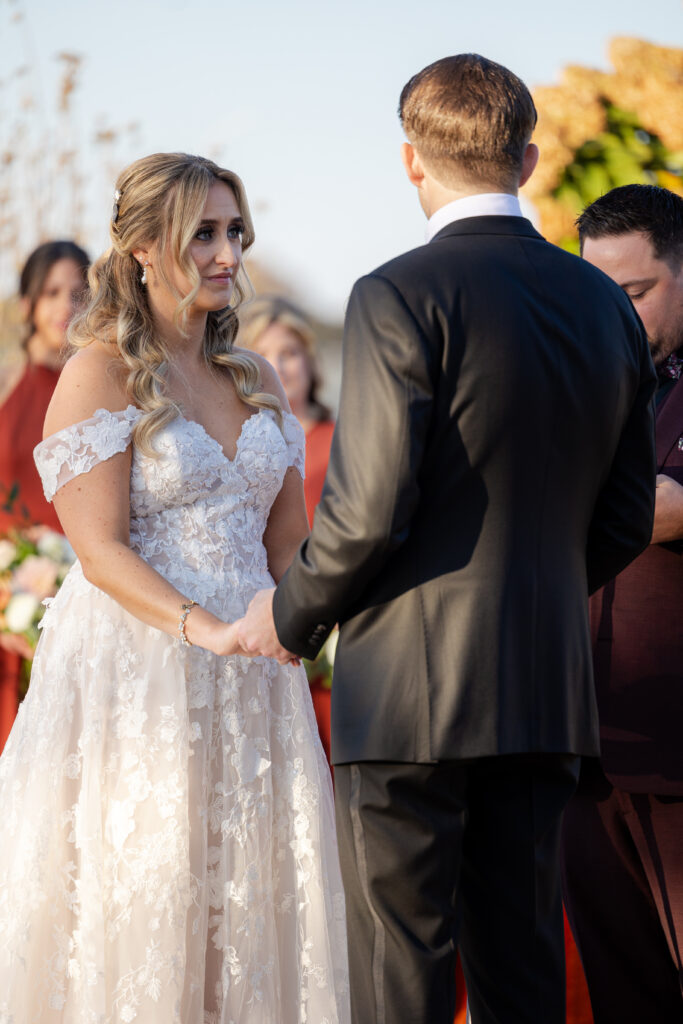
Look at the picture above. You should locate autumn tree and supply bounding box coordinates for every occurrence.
[524,38,683,252]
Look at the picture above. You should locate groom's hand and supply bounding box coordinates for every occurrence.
[237,588,299,665]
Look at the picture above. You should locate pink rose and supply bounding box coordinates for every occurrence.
[13,555,60,600]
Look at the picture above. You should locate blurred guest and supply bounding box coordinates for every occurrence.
[240,297,335,762]
[562,184,683,1023]
[0,240,89,749]
[239,297,334,526]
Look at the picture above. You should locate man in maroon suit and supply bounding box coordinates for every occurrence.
[562,184,683,1022]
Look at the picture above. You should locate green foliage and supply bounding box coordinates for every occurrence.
[554,102,683,253]
[1,481,20,516]
[304,649,333,691]
[7,531,34,565]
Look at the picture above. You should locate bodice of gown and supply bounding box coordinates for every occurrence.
[34,404,305,618]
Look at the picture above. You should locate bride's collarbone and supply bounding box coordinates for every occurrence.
[165,361,263,449]
[170,392,260,459]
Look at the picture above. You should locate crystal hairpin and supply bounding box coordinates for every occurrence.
[112,188,122,224]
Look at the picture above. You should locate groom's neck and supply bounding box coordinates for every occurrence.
[420,177,518,219]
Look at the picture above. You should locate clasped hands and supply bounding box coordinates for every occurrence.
[225,588,299,666]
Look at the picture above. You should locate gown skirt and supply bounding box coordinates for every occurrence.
[0,405,350,1024]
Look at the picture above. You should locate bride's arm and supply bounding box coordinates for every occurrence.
[44,345,241,656]
[264,468,310,583]
[246,354,310,582]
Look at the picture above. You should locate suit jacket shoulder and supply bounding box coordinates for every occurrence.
[366,216,641,343]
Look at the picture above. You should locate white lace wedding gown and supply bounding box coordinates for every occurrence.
[0,405,349,1024]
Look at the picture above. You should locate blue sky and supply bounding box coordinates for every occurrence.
[2,0,682,318]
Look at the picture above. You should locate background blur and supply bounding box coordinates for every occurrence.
[1,0,682,402]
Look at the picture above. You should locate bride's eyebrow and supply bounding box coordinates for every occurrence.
[198,217,245,228]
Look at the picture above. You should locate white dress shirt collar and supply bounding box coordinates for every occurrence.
[426,193,523,243]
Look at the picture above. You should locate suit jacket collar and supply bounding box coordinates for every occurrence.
[430,215,545,244]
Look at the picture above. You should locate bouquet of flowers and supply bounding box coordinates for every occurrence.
[0,527,76,664]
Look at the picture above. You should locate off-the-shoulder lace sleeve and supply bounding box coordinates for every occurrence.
[33,405,142,501]
[281,410,306,479]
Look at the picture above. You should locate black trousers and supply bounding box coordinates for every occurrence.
[334,754,579,1024]
[562,758,683,1023]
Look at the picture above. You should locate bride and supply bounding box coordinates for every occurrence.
[0,152,349,1023]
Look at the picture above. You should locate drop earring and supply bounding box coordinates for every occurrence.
[141,260,149,285]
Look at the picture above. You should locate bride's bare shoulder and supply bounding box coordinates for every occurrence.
[43,342,130,439]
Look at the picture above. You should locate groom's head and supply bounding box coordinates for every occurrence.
[399,54,538,210]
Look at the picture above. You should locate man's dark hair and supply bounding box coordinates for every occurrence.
[398,54,537,192]
[577,184,683,265]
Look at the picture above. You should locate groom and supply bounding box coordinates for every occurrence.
[239,54,656,1023]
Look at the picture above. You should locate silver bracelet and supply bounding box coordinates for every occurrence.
[179,600,197,647]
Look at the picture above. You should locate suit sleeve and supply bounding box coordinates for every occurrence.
[273,272,436,658]
[586,324,657,594]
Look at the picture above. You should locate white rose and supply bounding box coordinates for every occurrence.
[323,629,339,665]
[0,539,17,572]
[37,531,75,565]
[4,592,40,633]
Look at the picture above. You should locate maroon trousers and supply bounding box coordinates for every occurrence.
[562,759,683,1023]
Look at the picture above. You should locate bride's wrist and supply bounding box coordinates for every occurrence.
[178,603,222,651]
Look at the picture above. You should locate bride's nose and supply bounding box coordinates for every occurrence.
[216,238,240,268]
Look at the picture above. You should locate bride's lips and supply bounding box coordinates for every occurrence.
[207,273,233,283]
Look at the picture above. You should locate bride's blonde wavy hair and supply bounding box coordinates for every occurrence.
[69,152,281,455]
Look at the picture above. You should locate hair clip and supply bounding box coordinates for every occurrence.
[112,188,122,224]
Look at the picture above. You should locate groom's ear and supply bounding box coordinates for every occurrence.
[518,142,539,188]
[401,142,426,188]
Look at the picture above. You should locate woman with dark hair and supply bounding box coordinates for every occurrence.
[0,240,89,749]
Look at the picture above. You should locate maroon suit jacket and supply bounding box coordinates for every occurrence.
[591,372,683,794]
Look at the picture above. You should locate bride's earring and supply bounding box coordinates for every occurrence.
[141,260,149,285]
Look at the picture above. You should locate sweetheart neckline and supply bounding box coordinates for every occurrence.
[35,404,285,465]
[177,408,267,466]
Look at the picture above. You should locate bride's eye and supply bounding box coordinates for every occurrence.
[227,222,245,240]
[195,226,213,241]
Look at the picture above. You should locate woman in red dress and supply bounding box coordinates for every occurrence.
[239,297,335,760]
[0,241,89,750]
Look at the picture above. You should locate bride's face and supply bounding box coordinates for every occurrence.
[148,180,245,314]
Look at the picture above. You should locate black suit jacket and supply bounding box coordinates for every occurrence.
[273,216,657,765]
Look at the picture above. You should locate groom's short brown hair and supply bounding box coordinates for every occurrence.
[399,54,537,191]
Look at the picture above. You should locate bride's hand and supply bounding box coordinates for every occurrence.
[226,618,301,665]
[188,613,301,665]
[206,620,249,658]
[180,606,251,657]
